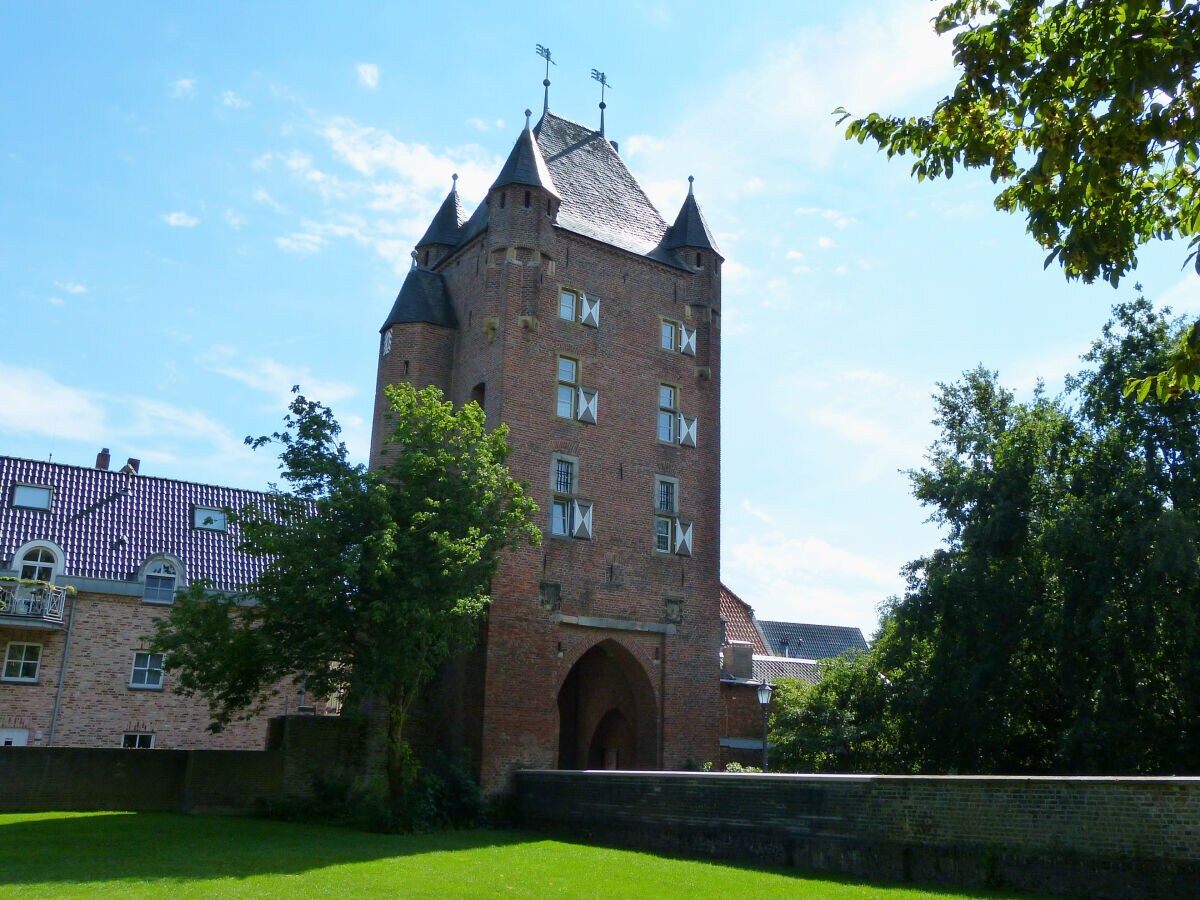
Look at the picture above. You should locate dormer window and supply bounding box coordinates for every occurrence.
[19,547,56,582]
[12,485,51,511]
[192,506,227,532]
[143,559,179,605]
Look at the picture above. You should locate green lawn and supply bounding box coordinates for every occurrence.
[0,812,1022,898]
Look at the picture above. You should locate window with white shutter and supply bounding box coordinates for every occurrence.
[577,387,598,424]
[556,356,578,419]
[679,325,697,356]
[678,414,697,448]
[572,500,593,539]
[674,520,693,556]
[657,384,677,442]
[580,294,600,328]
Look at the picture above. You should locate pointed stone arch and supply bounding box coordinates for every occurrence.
[556,638,658,770]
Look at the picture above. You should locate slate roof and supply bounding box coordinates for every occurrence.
[758,620,869,661]
[380,267,459,331]
[491,124,560,199]
[414,110,712,271]
[663,182,720,255]
[417,181,467,247]
[719,583,768,654]
[0,455,280,591]
[753,656,822,685]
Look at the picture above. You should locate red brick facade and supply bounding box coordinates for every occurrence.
[372,111,723,791]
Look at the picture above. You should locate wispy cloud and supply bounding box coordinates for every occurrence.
[466,117,506,132]
[222,90,249,110]
[170,78,195,97]
[54,281,87,294]
[225,209,246,229]
[1156,273,1200,317]
[251,187,286,213]
[275,232,325,255]
[199,346,356,406]
[817,235,835,249]
[162,211,199,228]
[0,364,105,441]
[356,63,380,89]
[797,206,858,229]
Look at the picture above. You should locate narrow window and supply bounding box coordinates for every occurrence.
[559,288,578,321]
[2,643,41,682]
[660,319,678,352]
[654,476,679,553]
[423,250,430,265]
[524,190,531,208]
[403,360,410,375]
[130,651,165,689]
[556,357,578,419]
[382,332,392,356]
[551,457,575,537]
[546,198,552,215]
[471,382,486,407]
[658,385,678,443]
[499,192,506,209]
[696,252,702,267]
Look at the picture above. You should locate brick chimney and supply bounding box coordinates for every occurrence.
[721,641,754,679]
[120,457,140,475]
[95,448,111,470]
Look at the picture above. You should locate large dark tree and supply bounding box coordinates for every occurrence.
[772,299,1200,774]
[152,383,540,802]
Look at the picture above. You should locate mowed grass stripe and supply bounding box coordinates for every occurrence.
[0,812,1023,898]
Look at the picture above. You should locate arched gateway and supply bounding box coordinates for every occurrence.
[556,640,659,770]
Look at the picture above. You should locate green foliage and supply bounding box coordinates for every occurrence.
[772,298,1200,774]
[838,0,1200,287]
[720,761,763,774]
[153,383,540,809]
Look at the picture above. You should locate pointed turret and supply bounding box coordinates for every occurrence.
[664,176,720,260]
[490,110,560,200]
[380,262,458,332]
[415,174,466,267]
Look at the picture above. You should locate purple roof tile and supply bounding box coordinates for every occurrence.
[0,455,281,591]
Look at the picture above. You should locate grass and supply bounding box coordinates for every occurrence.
[0,812,1026,898]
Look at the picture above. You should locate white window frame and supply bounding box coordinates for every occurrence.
[12,484,52,511]
[142,556,183,605]
[660,319,678,352]
[192,506,227,532]
[122,733,155,749]
[2,642,42,683]
[654,475,679,553]
[13,541,63,584]
[559,287,579,322]
[556,356,579,419]
[658,384,678,443]
[550,455,577,538]
[129,651,165,690]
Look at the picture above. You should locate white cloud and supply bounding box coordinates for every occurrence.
[275,232,326,254]
[624,134,666,157]
[797,206,858,229]
[163,211,199,228]
[54,281,87,294]
[170,78,195,97]
[356,63,380,89]
[0,364,106,441]
[785,250,805,261]
[222,90,249,110]
[251,187,285,213]
[465,117,506,132]
[1156,273,1200,317]
[46,296,64,307]
[225,209,246,229]
[817,235,835,249]
[199,346,356,406]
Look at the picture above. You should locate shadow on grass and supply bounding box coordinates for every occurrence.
[0,812,535,885]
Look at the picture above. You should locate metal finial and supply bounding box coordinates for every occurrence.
[590,69,612,135]
[410,250,418,269]
[536,44,556,114]
[525,108,532,129]
[688,175,694,196]
[452,173,458,190]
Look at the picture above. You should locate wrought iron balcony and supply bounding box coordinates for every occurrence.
[0,580,68,624]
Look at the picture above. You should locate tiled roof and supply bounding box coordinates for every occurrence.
[754,656,822,685]
[491,123,560,199]
[380,267,458,331]
[417,182,466,248]
[758,620,869,661]
[0,456,280,590]
[719,583,768,654]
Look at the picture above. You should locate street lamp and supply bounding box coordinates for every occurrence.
[756,680,773,771]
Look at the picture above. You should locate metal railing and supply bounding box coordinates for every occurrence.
[0,581,68,623]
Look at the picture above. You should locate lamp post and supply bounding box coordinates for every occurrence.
[756,680,773,772]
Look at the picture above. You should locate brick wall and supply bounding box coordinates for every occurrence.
[371,184,723,793]
[515,770,1200,899]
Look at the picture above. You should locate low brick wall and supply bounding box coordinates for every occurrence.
[0,715,365,815]
[514,770,1200,899]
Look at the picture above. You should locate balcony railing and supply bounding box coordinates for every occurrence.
[0,581,68,623]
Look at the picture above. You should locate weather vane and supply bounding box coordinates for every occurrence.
[536,44,556,114]
[591,69,612,134]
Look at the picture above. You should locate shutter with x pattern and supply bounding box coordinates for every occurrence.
[679,326,697,356]
[674,520,693,556]
[678,414,697,448]
[572,500,593,539]
[580,294,600,328]
[577,387,598,424]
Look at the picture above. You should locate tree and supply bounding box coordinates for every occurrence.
[838,0,1200,288]
[770,299,1200,774]
[152,383,540,805]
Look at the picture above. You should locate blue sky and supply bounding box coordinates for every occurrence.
[4,1,1197,637]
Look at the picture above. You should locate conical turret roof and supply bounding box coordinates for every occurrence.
[417,178,466,247]
[490,118,560,200]
[663,178,720,256]
[379,266,458,332]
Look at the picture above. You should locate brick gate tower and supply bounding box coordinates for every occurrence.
[370,104,722,793]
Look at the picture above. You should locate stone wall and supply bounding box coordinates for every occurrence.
[514,770,1200,899]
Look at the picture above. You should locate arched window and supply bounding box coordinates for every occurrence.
[19,547,56,583]
[142,557,183,605]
